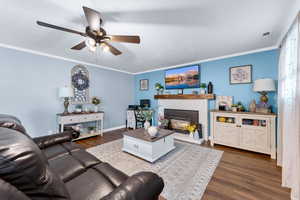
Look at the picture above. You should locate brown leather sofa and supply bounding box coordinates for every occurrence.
[0,114,164,200]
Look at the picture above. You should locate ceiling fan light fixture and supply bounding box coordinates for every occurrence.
[85,37,96,48]
[99,43,109,52]
[88,45,96,52]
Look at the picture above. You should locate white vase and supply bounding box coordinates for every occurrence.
[189,132,194,138]
[193,130,199,140]
[144,121,150,130]
[200,88,206,94]
[148,126,158,137]
[94,105,98,112]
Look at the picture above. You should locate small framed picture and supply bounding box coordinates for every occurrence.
[230,65,252,84]
[140,79,149,91]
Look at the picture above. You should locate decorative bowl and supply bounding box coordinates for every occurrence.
[148,126,158,137]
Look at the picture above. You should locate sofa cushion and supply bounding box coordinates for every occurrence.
[42,144,69,159]
[0,179,31,200]
[0,128,70,199]
[71,149,101,168]
[48,154,86,182]
[66,168,115,200]
[62,142,82,152]
[93,163,128,187]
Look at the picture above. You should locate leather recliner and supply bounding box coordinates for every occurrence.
[0,114,164,200]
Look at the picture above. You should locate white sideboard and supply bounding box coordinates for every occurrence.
[57,112,104,141]
[210,110,277,159]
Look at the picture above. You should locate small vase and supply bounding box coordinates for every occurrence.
[193,130,200,140]
[200,88,206,94]
[94,105,98,112]
[189,131,194,138]
[144,121,150,130]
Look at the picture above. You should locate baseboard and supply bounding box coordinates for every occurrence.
[103,125,126,133]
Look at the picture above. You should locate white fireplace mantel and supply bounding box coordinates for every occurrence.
[157,99,209,142]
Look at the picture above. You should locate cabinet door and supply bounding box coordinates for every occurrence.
[240,127,269,153]
[215,126,240,147]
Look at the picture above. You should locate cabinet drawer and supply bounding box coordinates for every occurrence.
[123,137,152,155]
[59,116,80,124]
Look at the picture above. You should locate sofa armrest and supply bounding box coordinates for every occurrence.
[100,172,164,200]
[33,131,74,149]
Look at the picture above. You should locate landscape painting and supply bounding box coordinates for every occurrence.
[165,65,200,89]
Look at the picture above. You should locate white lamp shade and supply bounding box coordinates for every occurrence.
[58,86,74,98]
[253,78,276,92]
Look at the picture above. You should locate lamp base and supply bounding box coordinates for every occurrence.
[63,97,70,114]
[259,91,268,103]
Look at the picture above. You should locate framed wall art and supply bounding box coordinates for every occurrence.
[229,65,252,84]
[140,79,149,91]
[71,65,90,104]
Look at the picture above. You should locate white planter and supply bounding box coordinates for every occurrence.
[200,88,206,94]
[94,105,98,112]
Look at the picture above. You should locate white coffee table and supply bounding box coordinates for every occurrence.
[122,128,176,163]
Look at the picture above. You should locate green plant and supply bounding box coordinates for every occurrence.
[142,109,154,121]
[88,126,95,131]
[231,104,238,107]
[200,83,207,88]
[92,97,100,105]
[155,83,164,91]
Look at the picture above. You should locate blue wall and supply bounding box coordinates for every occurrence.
[0,47,134,137]
[135,49,279,125]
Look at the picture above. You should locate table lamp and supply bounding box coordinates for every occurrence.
[253,78,276,104]
[59,86,74,114]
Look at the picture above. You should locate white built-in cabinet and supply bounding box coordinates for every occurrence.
[210,110,277,159]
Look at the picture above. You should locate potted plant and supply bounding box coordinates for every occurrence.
[142,109,154,130]
[91,97,101,112]
[237,102,245,112]
[231,104,238,112]
[155,83,164,95]
[88,126,96,134]
[200,83,207,94]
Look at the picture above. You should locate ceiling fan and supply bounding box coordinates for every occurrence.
[37,6,140,55]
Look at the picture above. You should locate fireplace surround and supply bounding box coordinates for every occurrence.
[164,109,199,133]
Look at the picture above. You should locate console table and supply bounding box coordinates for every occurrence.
[57,112,104,141]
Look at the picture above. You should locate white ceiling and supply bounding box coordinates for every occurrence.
[0,0,299,74]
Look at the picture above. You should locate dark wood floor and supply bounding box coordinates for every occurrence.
[76,129,290,200]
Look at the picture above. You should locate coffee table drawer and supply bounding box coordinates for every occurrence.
[123,137,152,155]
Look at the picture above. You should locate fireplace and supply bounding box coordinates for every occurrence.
[164,109,199,134]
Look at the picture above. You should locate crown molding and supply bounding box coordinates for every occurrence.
[0,43,278,75]
[133,46,278,75]
[0,43,134,75]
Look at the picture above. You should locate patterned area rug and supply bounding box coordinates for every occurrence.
[87,139,223,200]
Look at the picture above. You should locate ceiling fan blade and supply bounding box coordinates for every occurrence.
[71,41,86,50]
[83,6,101,31]
[107,35,140,44]
[37,21,86,36]
[102,42,122,55]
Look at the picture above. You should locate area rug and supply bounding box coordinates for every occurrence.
[87,139,223,200]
